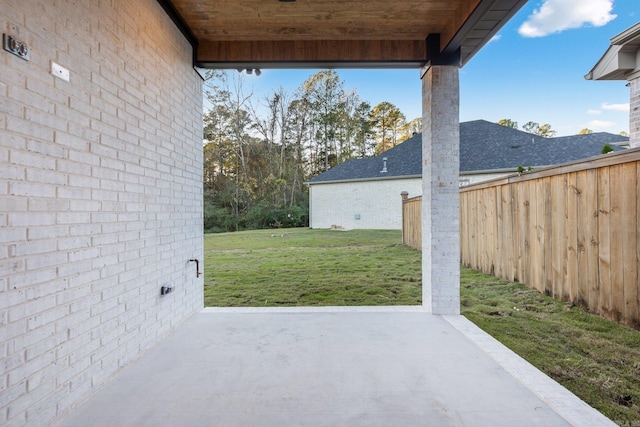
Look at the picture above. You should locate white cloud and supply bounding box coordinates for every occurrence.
[518,0,616,38]
[489,34,502,43]
[587,109,601,115]
[601,102,630,112]
[587,119,615,130]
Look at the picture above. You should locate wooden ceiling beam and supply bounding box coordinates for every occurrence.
[197,40,428,69]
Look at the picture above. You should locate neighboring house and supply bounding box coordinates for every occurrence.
[308,139,423,230]
[307,119,628,230]
[585,21,640,147]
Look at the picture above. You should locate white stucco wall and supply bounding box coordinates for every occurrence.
[309,178,422,230]
[1,1,203,425]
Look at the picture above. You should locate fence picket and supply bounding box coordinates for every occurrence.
[597,167,612,319]
[622,163,638,326]
[610,164,625,322]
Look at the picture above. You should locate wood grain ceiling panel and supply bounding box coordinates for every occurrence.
[171,0,462,42]
[162,0,528,67]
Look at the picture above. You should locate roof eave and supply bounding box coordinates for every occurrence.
[585,45,630,81]
[306,174,421,186]
[610,22,640,45]
[449,0,529,66]
[460,168,519,175]
[586,22,640,81]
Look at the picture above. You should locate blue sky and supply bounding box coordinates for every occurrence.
[237,0,637,137]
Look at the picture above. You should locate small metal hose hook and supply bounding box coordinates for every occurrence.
[189,259,202,278]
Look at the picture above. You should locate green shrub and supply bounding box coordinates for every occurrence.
[601,143,614,154]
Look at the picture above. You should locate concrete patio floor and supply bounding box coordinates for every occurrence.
[55,307,615,427]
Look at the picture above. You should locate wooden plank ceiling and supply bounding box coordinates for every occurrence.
[161,0,527,68]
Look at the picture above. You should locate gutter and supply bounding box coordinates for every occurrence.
[610,22,640,45]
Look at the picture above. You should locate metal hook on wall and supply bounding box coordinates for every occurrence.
[188,259,202,278]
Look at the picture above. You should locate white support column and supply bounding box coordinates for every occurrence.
[421,65,461,315]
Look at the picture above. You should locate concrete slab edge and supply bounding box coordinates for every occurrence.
[442,315,617,427]
[201,305,428,313]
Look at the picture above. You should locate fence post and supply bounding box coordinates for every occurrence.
[401,191,409,244]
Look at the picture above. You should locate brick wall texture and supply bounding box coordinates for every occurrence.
[631,77,639,148]
[0,1,204,425]
[421,65,461,315]
[309,179,422,230]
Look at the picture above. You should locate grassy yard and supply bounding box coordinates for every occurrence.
[204,228,420,306]
[204,228,640,424]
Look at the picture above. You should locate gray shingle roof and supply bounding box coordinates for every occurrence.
[460,120,627,172]
[307,120,628,184]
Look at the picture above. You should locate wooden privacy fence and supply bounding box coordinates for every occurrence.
[403,148,640,328]
[402,194,422,250]
[462,149,640,328]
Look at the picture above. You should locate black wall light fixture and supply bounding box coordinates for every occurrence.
[237,68,262,76]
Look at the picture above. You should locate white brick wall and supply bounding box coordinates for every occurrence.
[1,1,203,425]
[630,77,639,148]
[421,65,461,315]
[309,178,422,230]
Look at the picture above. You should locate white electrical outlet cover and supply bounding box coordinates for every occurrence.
[51,62,70,82]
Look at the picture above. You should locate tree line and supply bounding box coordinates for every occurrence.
[202,70,420,232]
[497,119,557,137]
[498,118,629,138]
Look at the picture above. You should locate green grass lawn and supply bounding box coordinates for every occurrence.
[204,228,421,306]
[204,228,640,424]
